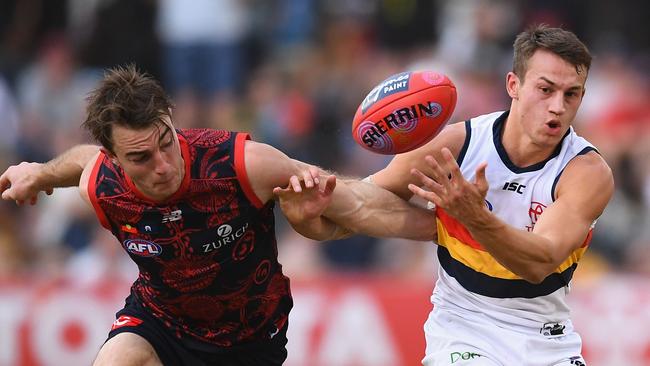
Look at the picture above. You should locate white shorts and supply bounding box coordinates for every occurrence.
[421,307,586,366]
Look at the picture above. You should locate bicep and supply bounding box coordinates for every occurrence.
[533,153,614,255]
[244,141,307,203]
[78,151,102,206]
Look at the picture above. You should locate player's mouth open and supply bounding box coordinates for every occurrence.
[546,121,561,133]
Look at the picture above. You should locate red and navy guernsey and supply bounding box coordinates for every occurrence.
[87,129,292,349]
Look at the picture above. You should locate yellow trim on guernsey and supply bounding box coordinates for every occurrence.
[436,218,588,280]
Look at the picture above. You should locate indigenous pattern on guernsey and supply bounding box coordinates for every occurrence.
[88,129,292,348]
[433,111,596,326]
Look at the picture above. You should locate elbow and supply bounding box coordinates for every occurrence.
[411,226,437,241]
[402,210,437,241]
[522,272,548,285]
[523,249,562,284]
[520,264,558,284]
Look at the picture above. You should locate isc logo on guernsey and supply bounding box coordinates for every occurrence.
[123,239,162,257]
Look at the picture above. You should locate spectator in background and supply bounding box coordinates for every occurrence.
[77,0,160,78]
[0,0,68,85]
[0,75,19,165]
[10,34,100,278]
[156,0,251,129]
[15,34,99,160]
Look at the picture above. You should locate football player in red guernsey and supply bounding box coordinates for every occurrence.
[0,65,436,366]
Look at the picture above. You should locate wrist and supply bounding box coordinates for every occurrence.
[36,162,57,190]
[465,207,501,233]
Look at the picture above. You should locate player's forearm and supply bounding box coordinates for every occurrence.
[325,179,437,241]
[40,145,101,187]
[289,216,352,241]
[463,210,558,283]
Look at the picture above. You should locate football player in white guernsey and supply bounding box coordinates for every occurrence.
[275,24,612,365]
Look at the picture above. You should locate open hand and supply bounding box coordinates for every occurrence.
[0,162,53,206]
[273,175,337,223]
[407,148,489,221]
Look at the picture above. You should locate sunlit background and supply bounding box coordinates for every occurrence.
[0,1,648,365]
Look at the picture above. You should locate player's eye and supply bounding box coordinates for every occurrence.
[161,139,173,149]
[131,155,149,163]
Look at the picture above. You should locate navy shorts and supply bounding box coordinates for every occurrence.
[106,295,288,366]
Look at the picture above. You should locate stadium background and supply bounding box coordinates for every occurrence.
[0,0,648,365]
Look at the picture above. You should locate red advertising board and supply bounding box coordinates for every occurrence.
[0,274,648,366]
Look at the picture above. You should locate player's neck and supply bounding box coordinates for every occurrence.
[501,114,558,168]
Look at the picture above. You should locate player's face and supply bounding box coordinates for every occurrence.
[110,119,185,202]
[508,49,587,148]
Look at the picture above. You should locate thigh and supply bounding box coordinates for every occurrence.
[106,297,200,366]
[93,332,162,366]
[527,330,585,366]
[422,310,515,366]
[552,356,586,366]
[206,322,289,366]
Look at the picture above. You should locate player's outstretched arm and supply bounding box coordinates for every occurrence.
[274,174,353,241]
[409,148,613,283]
[320,177,437,241]
[243,139,349,240]
[312,122,470,241]
[275,173,437,241]
[1,144,100,205]
[245,140,436,241]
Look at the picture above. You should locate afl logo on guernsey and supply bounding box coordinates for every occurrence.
[123,239,162,257]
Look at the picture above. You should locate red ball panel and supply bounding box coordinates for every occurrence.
[352,71,457,155]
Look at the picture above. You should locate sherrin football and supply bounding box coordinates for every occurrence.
[352,71,457,154]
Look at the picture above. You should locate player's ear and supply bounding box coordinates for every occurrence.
[506,72,519,100]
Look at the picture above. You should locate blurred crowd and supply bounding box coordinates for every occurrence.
[0,0,648,283]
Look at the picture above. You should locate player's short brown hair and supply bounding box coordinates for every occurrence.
[513,24,592,81]
[82,64,174,153]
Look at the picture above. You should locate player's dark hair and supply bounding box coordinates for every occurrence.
[513,24,591,82]
[82,64,174,153]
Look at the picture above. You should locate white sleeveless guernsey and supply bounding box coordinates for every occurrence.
[432,110,597,328]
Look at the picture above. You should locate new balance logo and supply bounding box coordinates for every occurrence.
[162,209,182,223]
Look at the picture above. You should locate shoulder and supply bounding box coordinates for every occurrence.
[79,151,104,205]
[242,140,299,204]
[555,151,613,216]
[243,140,295,178]
[558,151,612,191]
[179,128,239,148]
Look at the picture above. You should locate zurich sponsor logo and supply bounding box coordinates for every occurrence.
[203,222,250,253]
[123,239,162,257]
